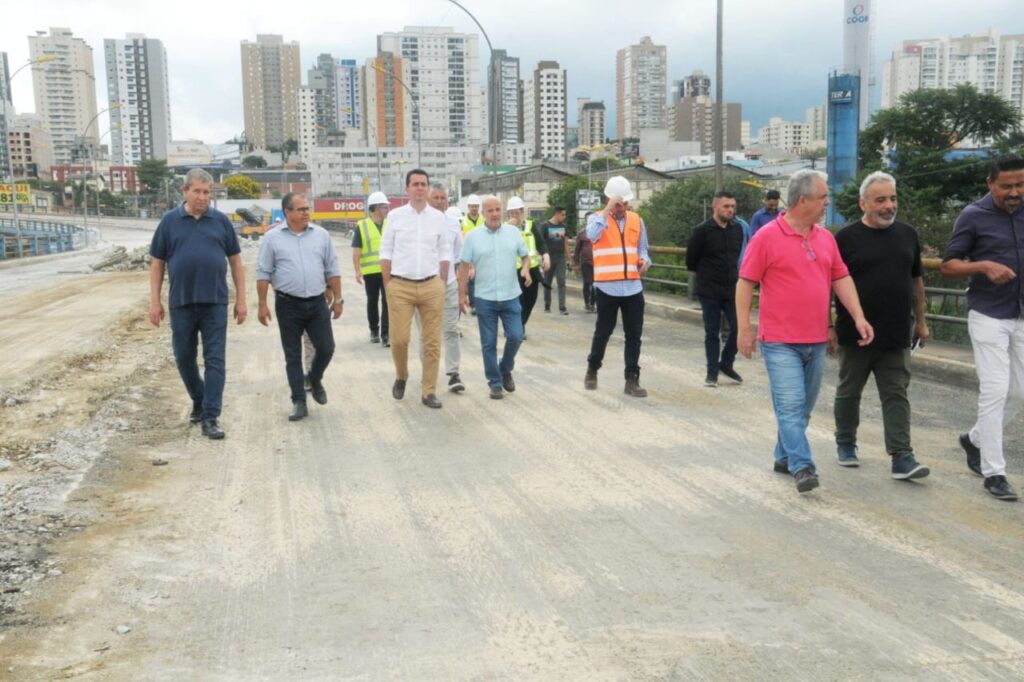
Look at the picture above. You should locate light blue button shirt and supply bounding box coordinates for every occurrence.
[461,224,528,302]
[255,222,340,297]
[586,212,651,297]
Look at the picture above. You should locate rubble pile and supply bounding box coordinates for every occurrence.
[91,246,152,272]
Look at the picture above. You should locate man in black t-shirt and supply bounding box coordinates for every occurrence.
[831,172,930,480]
[542,207,572,314]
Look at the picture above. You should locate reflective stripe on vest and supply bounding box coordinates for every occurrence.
[516,220,541,268]
[592,211,641,282]
[462,214,484,235]
[357,217,385,275]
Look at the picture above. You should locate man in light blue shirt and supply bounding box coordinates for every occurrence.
[459,196,532,399]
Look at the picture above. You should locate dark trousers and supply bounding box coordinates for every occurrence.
[275,293,336,403]
[698,295,738,375]
[581,263,594,307]
[588,289,644,378]
[834,345,913,455]
[519,266,542,326]
[543,257,567,311]
[169,303,227,420]
[363,272,389,338]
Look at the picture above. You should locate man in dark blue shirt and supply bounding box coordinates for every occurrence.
[149,168,247,439]
[942,156,1024,501]
[749,189,781,234]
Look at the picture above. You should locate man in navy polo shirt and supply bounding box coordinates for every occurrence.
[149,168,248,439]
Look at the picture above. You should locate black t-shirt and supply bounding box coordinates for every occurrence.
[542,221,568,257]
[834,220,922,349]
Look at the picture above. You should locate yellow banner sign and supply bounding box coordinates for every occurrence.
[0,183,31,205]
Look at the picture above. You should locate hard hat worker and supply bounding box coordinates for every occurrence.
[256,192,342,422]
[506,195,550,335]
[462,194,485,314]
[352,191,391,346]
[584,176,652,398]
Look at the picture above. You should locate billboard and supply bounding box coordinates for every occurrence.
[312,197,406,221]
[827,72,861,226]
[0,183,31,205]
[843,0,874,130]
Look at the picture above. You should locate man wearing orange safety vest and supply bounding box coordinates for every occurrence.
[584,176,652,397]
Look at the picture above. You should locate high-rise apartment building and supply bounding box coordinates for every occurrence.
[307,53,338,142]
[363,52,412,147]
[757,117,810,153]
[488,49,521,145]
[528,61,567,161]
[297,86,320,164]
[240,34,301,150]
[579,100,606,148]
[881,28,1024,125]
[336,59,362,133]
[104,34,171,166]
[377,26,483,146]
[805,104,827,147]
[669,97,742,154]
[616,37,667,139]
[8,113,54,177]
[29,28,99,166]
[521,79,535,159]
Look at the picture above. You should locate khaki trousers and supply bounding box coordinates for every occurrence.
[387,277,446,395]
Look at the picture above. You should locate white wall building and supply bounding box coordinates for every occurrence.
[805,105,827,148]
[616,36,667,139]
[29,28,99,165]
[377,26,483,147]
[297,86,319,164]
[881,28,1024,126]
[757,117,811,154]
[310,144,479,197]
[488,49,520,145]
[104,34,172,166]
[579,100,606,148]
[530,61,567,162]
[521,79,535,159]
[167,140,241,166]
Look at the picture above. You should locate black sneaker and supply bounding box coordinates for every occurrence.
[891,454,930,480]
[201,418,225,440]
[837,443,860,468]
[704,372,718,388]
[382,336,391,348]
[560,309,569,316]
[501,372,516,393]
[960,433,983,477]
[984,475,1019,501]
[719,365,743,383]
[189,402,203,424]
[794,467,819,493]
[489,386,503,400]
[774,459,789,474]
[370,332,381,344]
[447,373,465,393]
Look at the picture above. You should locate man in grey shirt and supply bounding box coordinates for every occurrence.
[256,193,343,421]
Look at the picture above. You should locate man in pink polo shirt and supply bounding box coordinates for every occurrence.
[737,170,874,494]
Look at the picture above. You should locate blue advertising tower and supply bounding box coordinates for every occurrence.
[826,72,860,226]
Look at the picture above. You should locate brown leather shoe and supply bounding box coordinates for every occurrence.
[584,367,598,390]
[624,377,648,398]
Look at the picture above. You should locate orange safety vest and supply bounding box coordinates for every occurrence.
[592,211,642,282]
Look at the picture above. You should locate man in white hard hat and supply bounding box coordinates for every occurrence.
[507,196,550,335]
[427,183,466,394]
[462,194,485,315]
[584,176,652,397]
[352,192,390,346]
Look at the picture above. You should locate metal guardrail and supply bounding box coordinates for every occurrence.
[0,218,89,260]
[569,242,969,326]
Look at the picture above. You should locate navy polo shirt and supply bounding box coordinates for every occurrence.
[944,193,1024,319]
[150,204,241,309]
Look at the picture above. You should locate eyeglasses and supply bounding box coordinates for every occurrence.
[801,239,816,261]
[288,207,310,213]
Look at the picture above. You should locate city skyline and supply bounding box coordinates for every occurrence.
[3,0,1020,150]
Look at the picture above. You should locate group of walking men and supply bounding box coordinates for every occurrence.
[149,158,1024,502]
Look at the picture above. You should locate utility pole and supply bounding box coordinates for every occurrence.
[714,0,725,192]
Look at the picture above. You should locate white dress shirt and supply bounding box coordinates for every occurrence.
[380,203,452,279]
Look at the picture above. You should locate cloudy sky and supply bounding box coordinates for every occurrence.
[4,0,1019,145]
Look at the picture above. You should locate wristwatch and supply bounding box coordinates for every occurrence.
[332,299,344,306]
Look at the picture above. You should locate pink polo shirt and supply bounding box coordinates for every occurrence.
[739,213,849,343]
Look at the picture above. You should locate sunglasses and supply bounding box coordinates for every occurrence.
[801,239,816,261]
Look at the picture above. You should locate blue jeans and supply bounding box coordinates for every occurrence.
[761,342,826,474]
[474,297,524,388]
[169,304,228,420]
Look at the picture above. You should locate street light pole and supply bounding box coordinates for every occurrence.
[3,55,58,257]
[714,0,724,192]
[78,104,119,246]
[446,0,498,187]
[371,63,421,169]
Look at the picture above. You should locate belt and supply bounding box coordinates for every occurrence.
[392,275,437,283]
[275,291,325,302]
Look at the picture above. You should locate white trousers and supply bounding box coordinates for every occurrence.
[968,310,1024,476]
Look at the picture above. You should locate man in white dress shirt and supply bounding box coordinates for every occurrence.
[380,169,452,408]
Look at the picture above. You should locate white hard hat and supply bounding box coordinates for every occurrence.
[445,206,463,220]
[465,194,481,206]
[603,176,634,202]
[367,191,389,207]
[506,196,525,211]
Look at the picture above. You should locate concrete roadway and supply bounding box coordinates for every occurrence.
[1,220,1023,680]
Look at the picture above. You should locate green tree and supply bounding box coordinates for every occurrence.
[224,174,263,199]
[242,155,268,169]
[838,83,1023,251]
[136,158,172,195]
[545,176,595,233]
[586,157,626,173]
[639,176,763,246]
